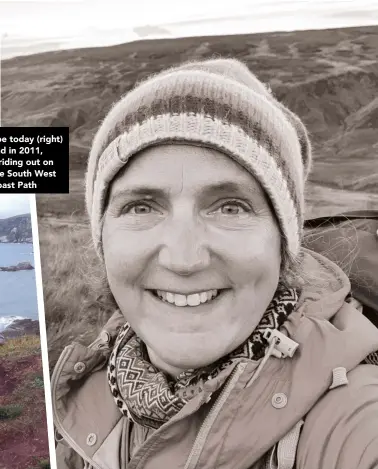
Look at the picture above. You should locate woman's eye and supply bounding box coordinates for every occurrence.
[216,201,251,215]
[123,203,154,215]
[221,203,245,215]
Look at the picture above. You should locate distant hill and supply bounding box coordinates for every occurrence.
[4,25,378,364]
[0,214,32,243]
[2,25,378,220]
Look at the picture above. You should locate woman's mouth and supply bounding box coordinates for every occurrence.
[150,289,223,307]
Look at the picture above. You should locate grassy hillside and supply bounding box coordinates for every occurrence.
[2,26,378,365]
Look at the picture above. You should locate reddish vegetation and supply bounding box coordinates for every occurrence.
[0,344,50,469]
[0,356,37,395]
[0,426,49,469]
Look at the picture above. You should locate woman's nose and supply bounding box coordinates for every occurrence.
[157,223,211,275]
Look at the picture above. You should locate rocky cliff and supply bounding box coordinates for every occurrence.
[0,262,34,271]
[1,318,39,338]
[0,214,32,243]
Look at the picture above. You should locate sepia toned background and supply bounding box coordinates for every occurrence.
[2,8,378,370]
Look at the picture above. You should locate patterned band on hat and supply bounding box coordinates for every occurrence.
[86,70,304,212]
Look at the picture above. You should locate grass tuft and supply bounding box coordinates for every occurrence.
[27,457,50,469]
[38,460,50,469]
[0,404,23,421]
[0,335,40,358]
[32,376,44,388]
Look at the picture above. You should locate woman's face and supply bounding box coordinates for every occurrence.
[103,144,281,375]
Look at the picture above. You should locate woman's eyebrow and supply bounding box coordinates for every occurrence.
[200,181,260,198]
[110,187,169,204]
[110,182,260,204]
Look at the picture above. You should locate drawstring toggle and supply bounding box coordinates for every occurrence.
[263,329,299,358]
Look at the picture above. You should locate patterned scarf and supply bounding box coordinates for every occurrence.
[107,285,298,429]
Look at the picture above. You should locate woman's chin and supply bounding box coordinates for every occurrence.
[146,342,230,374]
[169,355,218,371]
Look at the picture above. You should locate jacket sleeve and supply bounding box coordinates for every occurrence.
[55,441,85,469]
[296,364,378,469]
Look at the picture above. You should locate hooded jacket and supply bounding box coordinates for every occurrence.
[52,249,378,469]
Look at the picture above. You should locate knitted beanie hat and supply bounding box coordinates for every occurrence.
[85,58,312,273]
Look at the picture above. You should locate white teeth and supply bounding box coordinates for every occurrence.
[166,292,174,303]
[200,292,208,303]
[187,293,201,306]
[175,294,187,307]
[155,289,220,307]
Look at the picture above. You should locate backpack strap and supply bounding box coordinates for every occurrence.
[265,420,304,469]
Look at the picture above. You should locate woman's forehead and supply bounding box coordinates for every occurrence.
[110,144,267,200]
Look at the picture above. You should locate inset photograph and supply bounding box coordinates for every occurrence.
[0,195,50,469]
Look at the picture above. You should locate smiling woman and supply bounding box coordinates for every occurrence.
[52,58,378,469]
[103,145,282,375]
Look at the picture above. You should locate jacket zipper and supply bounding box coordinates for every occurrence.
[51,346,103,469]
[53,350,248,469]
[184,361,248,469]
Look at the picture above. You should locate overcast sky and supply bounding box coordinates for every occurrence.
[0,0,376,38]
[0,0,377,58]
[0,195,31,219]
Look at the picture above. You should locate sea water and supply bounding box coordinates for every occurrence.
[0,243,38,332]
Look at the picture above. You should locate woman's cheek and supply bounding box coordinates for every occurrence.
[228,228,280,279]
[104,227,156,275]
